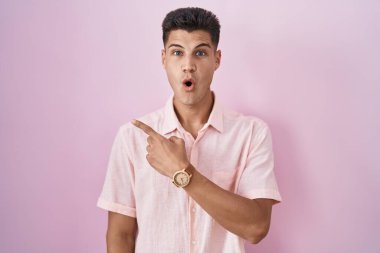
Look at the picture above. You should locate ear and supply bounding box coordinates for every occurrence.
[161,49,166,68]
[215,49,221,70]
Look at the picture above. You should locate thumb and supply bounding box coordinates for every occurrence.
[169,136,184,143]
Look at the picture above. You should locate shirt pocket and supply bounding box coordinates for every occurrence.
[211,170,237,192]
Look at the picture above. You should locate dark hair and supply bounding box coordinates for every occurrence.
[162,7,221,48]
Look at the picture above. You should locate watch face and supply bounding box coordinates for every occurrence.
[174,171,189,186]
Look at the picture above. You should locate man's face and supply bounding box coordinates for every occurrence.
[161,29,221,107]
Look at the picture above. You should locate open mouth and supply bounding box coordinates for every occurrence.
[182,78,195,91]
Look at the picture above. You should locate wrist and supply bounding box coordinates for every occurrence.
[171,163,193,188]
[172,161,190,177]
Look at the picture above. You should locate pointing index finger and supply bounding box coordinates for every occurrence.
[132,119,162,139]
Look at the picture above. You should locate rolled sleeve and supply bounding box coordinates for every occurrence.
[96,126,137,217]
[237,121,282,203]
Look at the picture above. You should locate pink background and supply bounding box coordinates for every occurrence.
[1,1,379,252]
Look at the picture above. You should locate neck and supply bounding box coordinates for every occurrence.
[173,91,214,136]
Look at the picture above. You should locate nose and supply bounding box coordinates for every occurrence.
[181,56,196,73]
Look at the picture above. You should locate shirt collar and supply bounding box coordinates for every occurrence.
[162,91,224,135]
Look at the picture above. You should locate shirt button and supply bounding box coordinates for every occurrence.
[192,240,196,245]
[192,208,196,213]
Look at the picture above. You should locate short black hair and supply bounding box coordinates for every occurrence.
[162,7,221,48]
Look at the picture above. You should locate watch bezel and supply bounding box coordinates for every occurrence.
[172,167,192,187]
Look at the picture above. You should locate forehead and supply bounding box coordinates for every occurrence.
[166,29,214,49]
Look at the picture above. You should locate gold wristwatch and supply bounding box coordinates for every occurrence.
[172,164,192,188]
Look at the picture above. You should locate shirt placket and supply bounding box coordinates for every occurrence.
[180,130,195,253]
[189,144,199,253]
[185,128,207,253]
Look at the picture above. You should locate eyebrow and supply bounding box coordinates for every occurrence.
[167,43,212,49]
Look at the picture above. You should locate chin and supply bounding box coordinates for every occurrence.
[179,98,196,106]
[174,94,196,106]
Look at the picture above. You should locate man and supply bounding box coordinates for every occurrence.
[97,7,281,253]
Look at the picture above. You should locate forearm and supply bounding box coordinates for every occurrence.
[184,165,272,243]
[106,232,135,253]
[131,120,274,243]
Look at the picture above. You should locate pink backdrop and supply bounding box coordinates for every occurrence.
[1,1,379,252]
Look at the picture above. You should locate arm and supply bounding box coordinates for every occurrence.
[185,165,274,244]
[132,120,277,244]
[106,211,137,253]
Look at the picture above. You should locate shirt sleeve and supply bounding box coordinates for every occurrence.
[96,126,137,217]
[237,120,282,203]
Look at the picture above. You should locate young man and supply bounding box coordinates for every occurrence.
[97,7,281,253]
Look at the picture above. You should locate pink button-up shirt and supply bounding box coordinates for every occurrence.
[97,93,281,253]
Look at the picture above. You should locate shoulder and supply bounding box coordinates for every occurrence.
[222,109,273,153]
[223,109,270,135]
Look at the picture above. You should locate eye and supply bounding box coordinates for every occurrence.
[173,50,183,56]
[195,51,206,56]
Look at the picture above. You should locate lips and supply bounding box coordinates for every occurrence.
[182,78,196,91]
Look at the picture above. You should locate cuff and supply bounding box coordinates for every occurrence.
[96,198,137,217]
[240,189,282,204]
